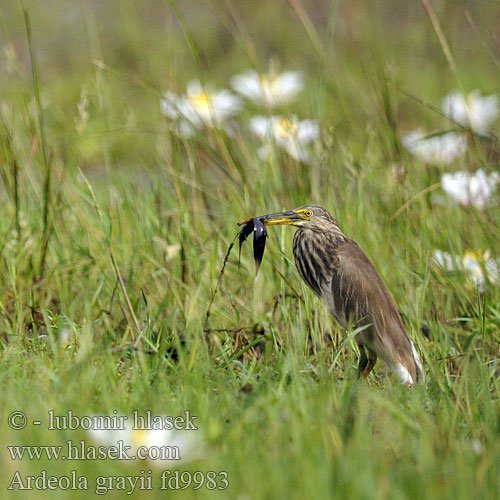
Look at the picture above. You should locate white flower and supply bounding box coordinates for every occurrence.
[160,80,242,136]
[86,417,203,468]
[432,249,456,271]
[231,69,303,107]
[442,90,499,133]
[441,169,499,209]
[160,91,181,120]
[250,115,319,163]
[402,129,467,164]
[184,80,242,126]
[433,249,500,290]
[160,91,195,138]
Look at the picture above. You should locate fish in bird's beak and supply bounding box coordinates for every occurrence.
[237,218,268,275]
[237,209,309,274]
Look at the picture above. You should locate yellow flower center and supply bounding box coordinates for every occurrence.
[464,249,482,261]
[259,75,279,95]
[274,118,298,140]
[188,92,212,113]
[463,249,488,279]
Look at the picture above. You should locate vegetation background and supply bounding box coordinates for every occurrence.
[0,0,499,498]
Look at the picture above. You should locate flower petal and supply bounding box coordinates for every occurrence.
[441,169,499,209]
[297,120,320,143]
[230,70,262,100]
[442,90,499,132]
[277,71,304,101]
[250,115,274,137]
[403,129,467,164]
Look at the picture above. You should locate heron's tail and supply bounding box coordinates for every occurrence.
[394,340,425,385]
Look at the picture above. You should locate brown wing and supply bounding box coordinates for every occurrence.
[330,240,420,378]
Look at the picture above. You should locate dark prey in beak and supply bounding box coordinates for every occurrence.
[238,217,267,275]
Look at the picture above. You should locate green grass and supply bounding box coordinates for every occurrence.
[1,1,499,498]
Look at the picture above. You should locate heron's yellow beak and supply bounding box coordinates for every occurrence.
[258,210,305,226]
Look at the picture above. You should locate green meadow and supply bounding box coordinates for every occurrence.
[0,1,499,498]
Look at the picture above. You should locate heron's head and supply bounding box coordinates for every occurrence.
[257,205,336,232]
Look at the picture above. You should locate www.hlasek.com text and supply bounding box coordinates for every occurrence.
[8,439,183,461]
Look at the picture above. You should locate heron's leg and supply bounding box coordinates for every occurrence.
[357,344,369,378]
[362,350,377,379]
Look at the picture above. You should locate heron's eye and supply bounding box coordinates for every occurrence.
[305,210,313,217]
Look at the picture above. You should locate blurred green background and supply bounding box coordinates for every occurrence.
[1,1,499,499]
